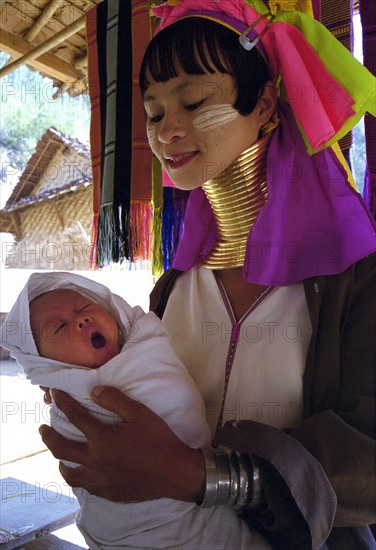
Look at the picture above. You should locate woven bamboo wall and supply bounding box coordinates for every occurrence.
[5,187,93,270]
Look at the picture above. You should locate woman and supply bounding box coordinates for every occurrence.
[40,1,376,548]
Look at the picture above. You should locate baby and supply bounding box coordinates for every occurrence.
[1,272,270,550]
[29,288,122,369]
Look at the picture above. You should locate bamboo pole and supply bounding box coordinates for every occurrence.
[25,0,66,42]
[0,14,86,79]
[3,0,66,67]
[1,27,83,82]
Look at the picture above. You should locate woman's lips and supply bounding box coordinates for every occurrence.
[166,151,198,169]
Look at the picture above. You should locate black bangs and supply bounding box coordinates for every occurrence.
[139,18,270,116]
[139,19,230,91]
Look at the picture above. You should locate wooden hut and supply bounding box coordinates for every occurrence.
[0,126,93,269]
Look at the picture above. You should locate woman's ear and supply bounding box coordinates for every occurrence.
[256,81,277,126]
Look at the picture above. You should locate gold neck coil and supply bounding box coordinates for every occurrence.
[201,131,273,270]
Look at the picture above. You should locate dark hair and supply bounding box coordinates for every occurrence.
[139,18,270,116]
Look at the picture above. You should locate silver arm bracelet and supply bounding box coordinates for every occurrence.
[248,455,264,508]
[199,447,220,508]
[213,448,231,504]
[233,451,252,510]
[199,447,264,510]
[227,450,240,507]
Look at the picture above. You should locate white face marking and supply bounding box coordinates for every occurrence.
[146,126,156,147]
[193,104,240,132]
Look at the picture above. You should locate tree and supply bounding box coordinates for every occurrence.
[0,52,91,169]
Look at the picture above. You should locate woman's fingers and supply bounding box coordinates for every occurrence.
[59,462,129,501]
[39,424,88,464]
[49,389,109,440]
[52,387,147,429]
[58,463,102,495]
[91,385,147,422]
[40,387,205,502]
[39,386,51,404]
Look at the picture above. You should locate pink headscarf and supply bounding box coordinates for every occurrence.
[152,0,357,152]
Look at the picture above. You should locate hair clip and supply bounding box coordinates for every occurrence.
[239,12,273,51]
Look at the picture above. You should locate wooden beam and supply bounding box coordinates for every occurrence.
[25,0,66,42]
[0,28,83,83]
[2,0,66,68]
[0,15,86,80]
[74,54,87,70]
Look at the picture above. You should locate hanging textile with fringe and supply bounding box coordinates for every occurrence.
[359,0,376,219]
[87,0,154,269]
[87,0,190,274]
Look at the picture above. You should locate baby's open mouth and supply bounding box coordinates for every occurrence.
[91,332,106,349]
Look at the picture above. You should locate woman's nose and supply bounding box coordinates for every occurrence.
[158,113,188,144]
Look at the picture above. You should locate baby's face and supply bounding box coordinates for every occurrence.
[30,289,121,368]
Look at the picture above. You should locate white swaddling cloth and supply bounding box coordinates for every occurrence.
[1,272,271,550]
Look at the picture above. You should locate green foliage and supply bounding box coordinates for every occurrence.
[0,52,91,169]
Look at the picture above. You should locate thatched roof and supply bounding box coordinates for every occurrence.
[0,126,91,236]
[0,0,104,97]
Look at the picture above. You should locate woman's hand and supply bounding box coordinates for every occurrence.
[39,386,205,503]
[40,386,51,403]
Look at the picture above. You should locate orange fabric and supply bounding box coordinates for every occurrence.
[131,1,154,202]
